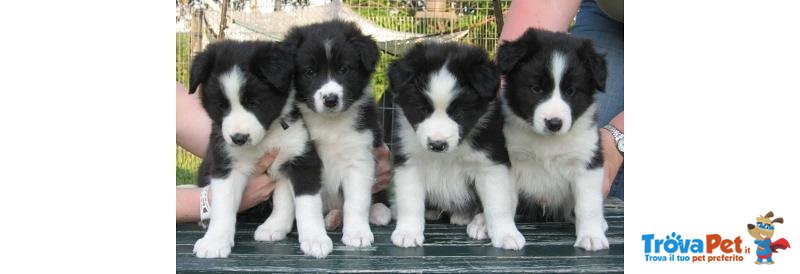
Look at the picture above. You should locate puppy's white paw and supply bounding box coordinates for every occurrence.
[342,226,374,247]
[391,228,424,247]
[369,203,392,226]
[254,223,290,242]
[491,229,526,250]
[299,234,333,259]
[324,209,343,231]
[449,212,472,225]
[193,235,234,258]
[574,232,609,251]
[466,213,488,240]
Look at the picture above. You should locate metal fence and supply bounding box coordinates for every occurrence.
[176,0,510,185]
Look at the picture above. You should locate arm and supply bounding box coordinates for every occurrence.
[176,82,211,157]
[176,152,279,223]
[499,0,581,42]
[601,112,623,197]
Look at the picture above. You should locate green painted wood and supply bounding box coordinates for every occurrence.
[177,201,624,273]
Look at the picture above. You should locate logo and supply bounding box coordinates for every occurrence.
[746,211,791,265]
[640,210,792,264]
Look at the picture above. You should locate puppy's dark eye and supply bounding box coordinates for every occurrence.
[529,85,543,94]
[337,65,349,74]
[304,67,316,78]
[215,101,226,112]
[416,103,430,113]
[564,87,578,97]
[449,109,464,120]
[242,96,259,108]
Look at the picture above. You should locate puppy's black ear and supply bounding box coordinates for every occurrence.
[387,58,413,97]
[250,42,294,92]
[189,47,216,94]
[577,39,607,92]
[388,44,423,96]
[497,29,538,74]
[772,217,784,224]
[765,211,775,218]
[346,25,380,73]
[282,26,304,53]
[469,55,500,100]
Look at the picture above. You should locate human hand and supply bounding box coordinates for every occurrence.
[239,150,279,211]
[372,144,391,193]
[601,114,624,197]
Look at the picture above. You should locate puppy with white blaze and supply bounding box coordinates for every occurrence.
[189,41,330,258]
[498,29,610,251]
[388,42,526,250]
[283,20,390,249]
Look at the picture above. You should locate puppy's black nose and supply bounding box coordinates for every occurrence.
[323,94,339,108]
[428,140,448,152]
[747,224,755,230]
[545,118,563,132]
[230,133,249,145]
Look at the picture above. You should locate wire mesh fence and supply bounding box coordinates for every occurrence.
[176,0,510,185]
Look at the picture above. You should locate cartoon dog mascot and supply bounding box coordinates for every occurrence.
[747,211,791,265]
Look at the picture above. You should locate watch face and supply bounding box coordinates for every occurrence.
[617,139,624,152]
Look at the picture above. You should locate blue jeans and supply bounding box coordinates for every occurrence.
[570,0,624,200]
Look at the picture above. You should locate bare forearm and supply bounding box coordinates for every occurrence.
[601,112,624,197]
[176,187,203,223]
[176,82,212,157]
[500,0,581,42]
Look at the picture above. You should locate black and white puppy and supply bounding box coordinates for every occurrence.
[189,41,330,258]
[498,29,609,251]
[388,42,525,250]
[282,20,390,249]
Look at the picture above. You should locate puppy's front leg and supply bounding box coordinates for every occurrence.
[295,193,333,258]
[474,164,525,250]
[572,168,609,251]
[391,165,426,247]
[286,143,331,258]
[341,160,375,247]
[255,178,294,241]
[193,172,248,258]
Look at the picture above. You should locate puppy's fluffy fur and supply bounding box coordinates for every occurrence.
[283,20,390,250]
[189,41,330,258]
[498,29,610,251]
[387,42,525,250]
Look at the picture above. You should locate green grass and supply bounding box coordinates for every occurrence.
[177,146,202,186]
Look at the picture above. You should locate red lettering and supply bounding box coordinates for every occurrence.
[706,234,721,253]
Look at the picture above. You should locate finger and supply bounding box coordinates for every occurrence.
[373,144,390,158]
[254,149,280,172]
[372,175,390,193]
[376,157,390,174]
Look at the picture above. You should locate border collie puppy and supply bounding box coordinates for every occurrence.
[282,20,389,248]
[388,42,525,250]
[498,29,610,251]
[189,41,330,258]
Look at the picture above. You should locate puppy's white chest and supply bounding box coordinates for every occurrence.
[301,107,375,211]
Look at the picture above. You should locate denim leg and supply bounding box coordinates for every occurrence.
[570,0,624,200]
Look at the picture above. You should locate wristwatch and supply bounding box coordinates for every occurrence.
[602,124,624,156]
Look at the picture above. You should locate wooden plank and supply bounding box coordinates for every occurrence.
[177,205,624,273]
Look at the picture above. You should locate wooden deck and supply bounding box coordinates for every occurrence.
[177,200,623,273]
